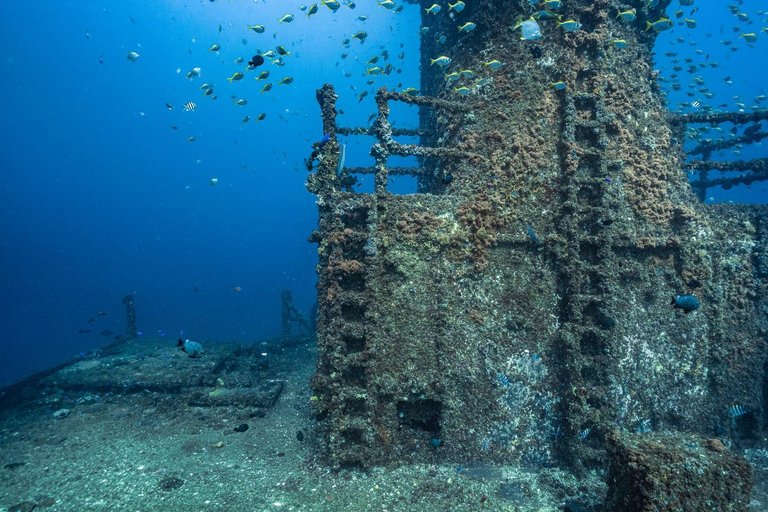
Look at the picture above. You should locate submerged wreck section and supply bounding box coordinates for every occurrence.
[306,0,768,484]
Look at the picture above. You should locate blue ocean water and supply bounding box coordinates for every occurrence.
[0,0,420,386]
[0,0,765,388]
[653,2,768,203]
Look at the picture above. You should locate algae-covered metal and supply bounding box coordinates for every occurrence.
[306,0,768,474]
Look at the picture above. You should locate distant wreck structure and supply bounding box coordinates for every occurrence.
[122,294,138,340]
[306,0,768,488]
[281,289,311,337]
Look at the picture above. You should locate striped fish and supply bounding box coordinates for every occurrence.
[729,405,747,417]
[578,428,591,440]
[184,102,196,112]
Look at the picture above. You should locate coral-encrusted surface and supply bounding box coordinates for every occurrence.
[307,5,767,510]
[605,430,753,511]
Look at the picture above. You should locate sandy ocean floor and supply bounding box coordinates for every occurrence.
[0,338,765,511]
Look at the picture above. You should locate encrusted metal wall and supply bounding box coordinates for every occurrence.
[306,0,768,471]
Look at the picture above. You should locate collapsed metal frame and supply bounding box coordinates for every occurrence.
[669,110,768,201]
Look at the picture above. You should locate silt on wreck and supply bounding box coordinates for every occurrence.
[305,0,768,490]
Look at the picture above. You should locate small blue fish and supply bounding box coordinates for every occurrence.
[729,405,747,417]
[319,133,331,147]
[533,11,562,21]
[671,294,700,314]
[645,18,674,33]
[526,224,540,244]
[578,428,591,440]
[616,10,636,22]
[497,373,510,387]
[557,19,581,31]
[457,22,476,33]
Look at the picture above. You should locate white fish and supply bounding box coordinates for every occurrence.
[520,19,542,40]
[126,51,140,63]
[336,144,346,176]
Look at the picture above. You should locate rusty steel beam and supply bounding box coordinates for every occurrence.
[669,110,768,126]
[337,126,421,137]
[684,157,768,173]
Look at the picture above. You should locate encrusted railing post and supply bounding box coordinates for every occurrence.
[373,88,392,198]
[281,289,309,337]
[122,294,138,340]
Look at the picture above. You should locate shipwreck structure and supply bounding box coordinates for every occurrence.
[306,0,768,481]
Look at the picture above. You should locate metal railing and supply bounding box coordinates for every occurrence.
[307,84,477,198]
[669,111,768,201]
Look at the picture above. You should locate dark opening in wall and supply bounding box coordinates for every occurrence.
[579,329,604,356]
[733,409,760,441]
[397,399,442,433]
[575,125,600,149]
[340,272,365,292]
[341,303,366,322]
[341,206,369,231]
[342,333,366,354]
[343,366,368,387]
[342,428,364,444]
